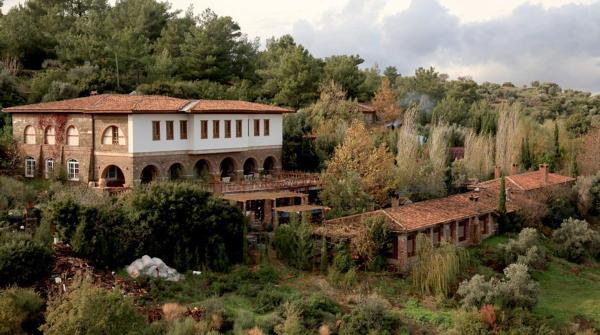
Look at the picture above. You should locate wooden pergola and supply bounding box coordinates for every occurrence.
[222,191,309,226]
[274,204,330,224]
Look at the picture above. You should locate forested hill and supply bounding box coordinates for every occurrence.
[0,0,599,120]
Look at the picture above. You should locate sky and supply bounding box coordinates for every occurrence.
[3,0,600,92]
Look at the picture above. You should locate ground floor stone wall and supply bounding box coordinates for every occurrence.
[18,143,282,187]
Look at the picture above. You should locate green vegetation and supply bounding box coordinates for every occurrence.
[533,257,600,326]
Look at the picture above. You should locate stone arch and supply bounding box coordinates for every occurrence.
[243,157,258,176]
[220,157,236,179]
[101,165,125,187]
[140,165,159,184]
[102,125,126,145]
[193,159,212,181]
[263,156,277,174]
[169,163,185,180]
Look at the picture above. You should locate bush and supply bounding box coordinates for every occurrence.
[0,231,52,286]
[44,197,81,241]
[42,280,148,335]
[332,242,353,273]
[0,287,44,335]
[457,274,498,309]
[272,218,314,270]
[43,182,246,271]
[552,218,600,263]
[352,215,392,271]
[447,310,488,335]
[496,263,538,309]
[255,289,285,313]
[499,228,546,269]
[338,295,400,335]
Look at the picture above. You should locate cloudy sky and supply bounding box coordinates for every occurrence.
[4,0,600,92]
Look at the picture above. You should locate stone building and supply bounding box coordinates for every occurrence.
[317,165,575,271]
[4,94,292,187]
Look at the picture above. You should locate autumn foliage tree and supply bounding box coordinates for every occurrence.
[372,77,402,123]
[320,120,395,216]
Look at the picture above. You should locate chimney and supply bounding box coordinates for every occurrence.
[494,166,502,179]
[539,164,549,184]
[511,163,519,176]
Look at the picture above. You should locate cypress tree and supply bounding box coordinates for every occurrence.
[520,136,532,170]
[498,175,507,214]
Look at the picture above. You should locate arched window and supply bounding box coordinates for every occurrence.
[66,126,79,146]
[67,159,79,181]
[102,126,125,145]
[24,157,36,178]
[24,126,36,144]
[44,126,56,145]
[45,158,55,179]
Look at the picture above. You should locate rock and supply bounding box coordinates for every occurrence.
[126,255,182,281]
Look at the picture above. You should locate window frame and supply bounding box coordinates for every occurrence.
[213,120,220,138]
[24,126,36,144]
[166,120,174,140]
[224,120,231,138]
[200,120,208,139]
[179,120,188,140]
[253,119,260,136]
[44,126,56,145]
[407,234,416,257]
[152,121,160,141]
[66,126,79,146]
[264,119,270,136]
[45,158,55,179]
[67,159,80,181]
[25,157,36,178]
[236,120,243,137]
[102,126,124,145]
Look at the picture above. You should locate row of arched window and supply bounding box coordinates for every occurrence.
[23,125,124,146]
[24,157,80,181]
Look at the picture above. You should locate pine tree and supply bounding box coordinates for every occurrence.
[320,235,328,274]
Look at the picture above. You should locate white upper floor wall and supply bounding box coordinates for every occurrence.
[128,113,283,154]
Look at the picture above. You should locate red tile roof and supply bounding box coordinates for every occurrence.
[357,103,376,113]
[3,94,292,114]
[324,169,575,234]
[190,100,292,114]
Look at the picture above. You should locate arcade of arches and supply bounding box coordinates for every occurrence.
[129,149,281,185]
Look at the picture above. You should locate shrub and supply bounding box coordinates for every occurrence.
[255,289,285,313]
[42,280,148,335]
[272,218,313,270]
[552,218,600,263]
[44,197,81,241]
[352,215,392,271]
[0,231,52,286]
[0,287,44,335]
[496,263,538,309]
[457,274,498,309]
[499,228,546,269]
[338,295,400,335]
[274,302,305,335]
[332,242,353,273]
[447,310,488,335]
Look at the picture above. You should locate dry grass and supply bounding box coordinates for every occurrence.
[161,303,187,322]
